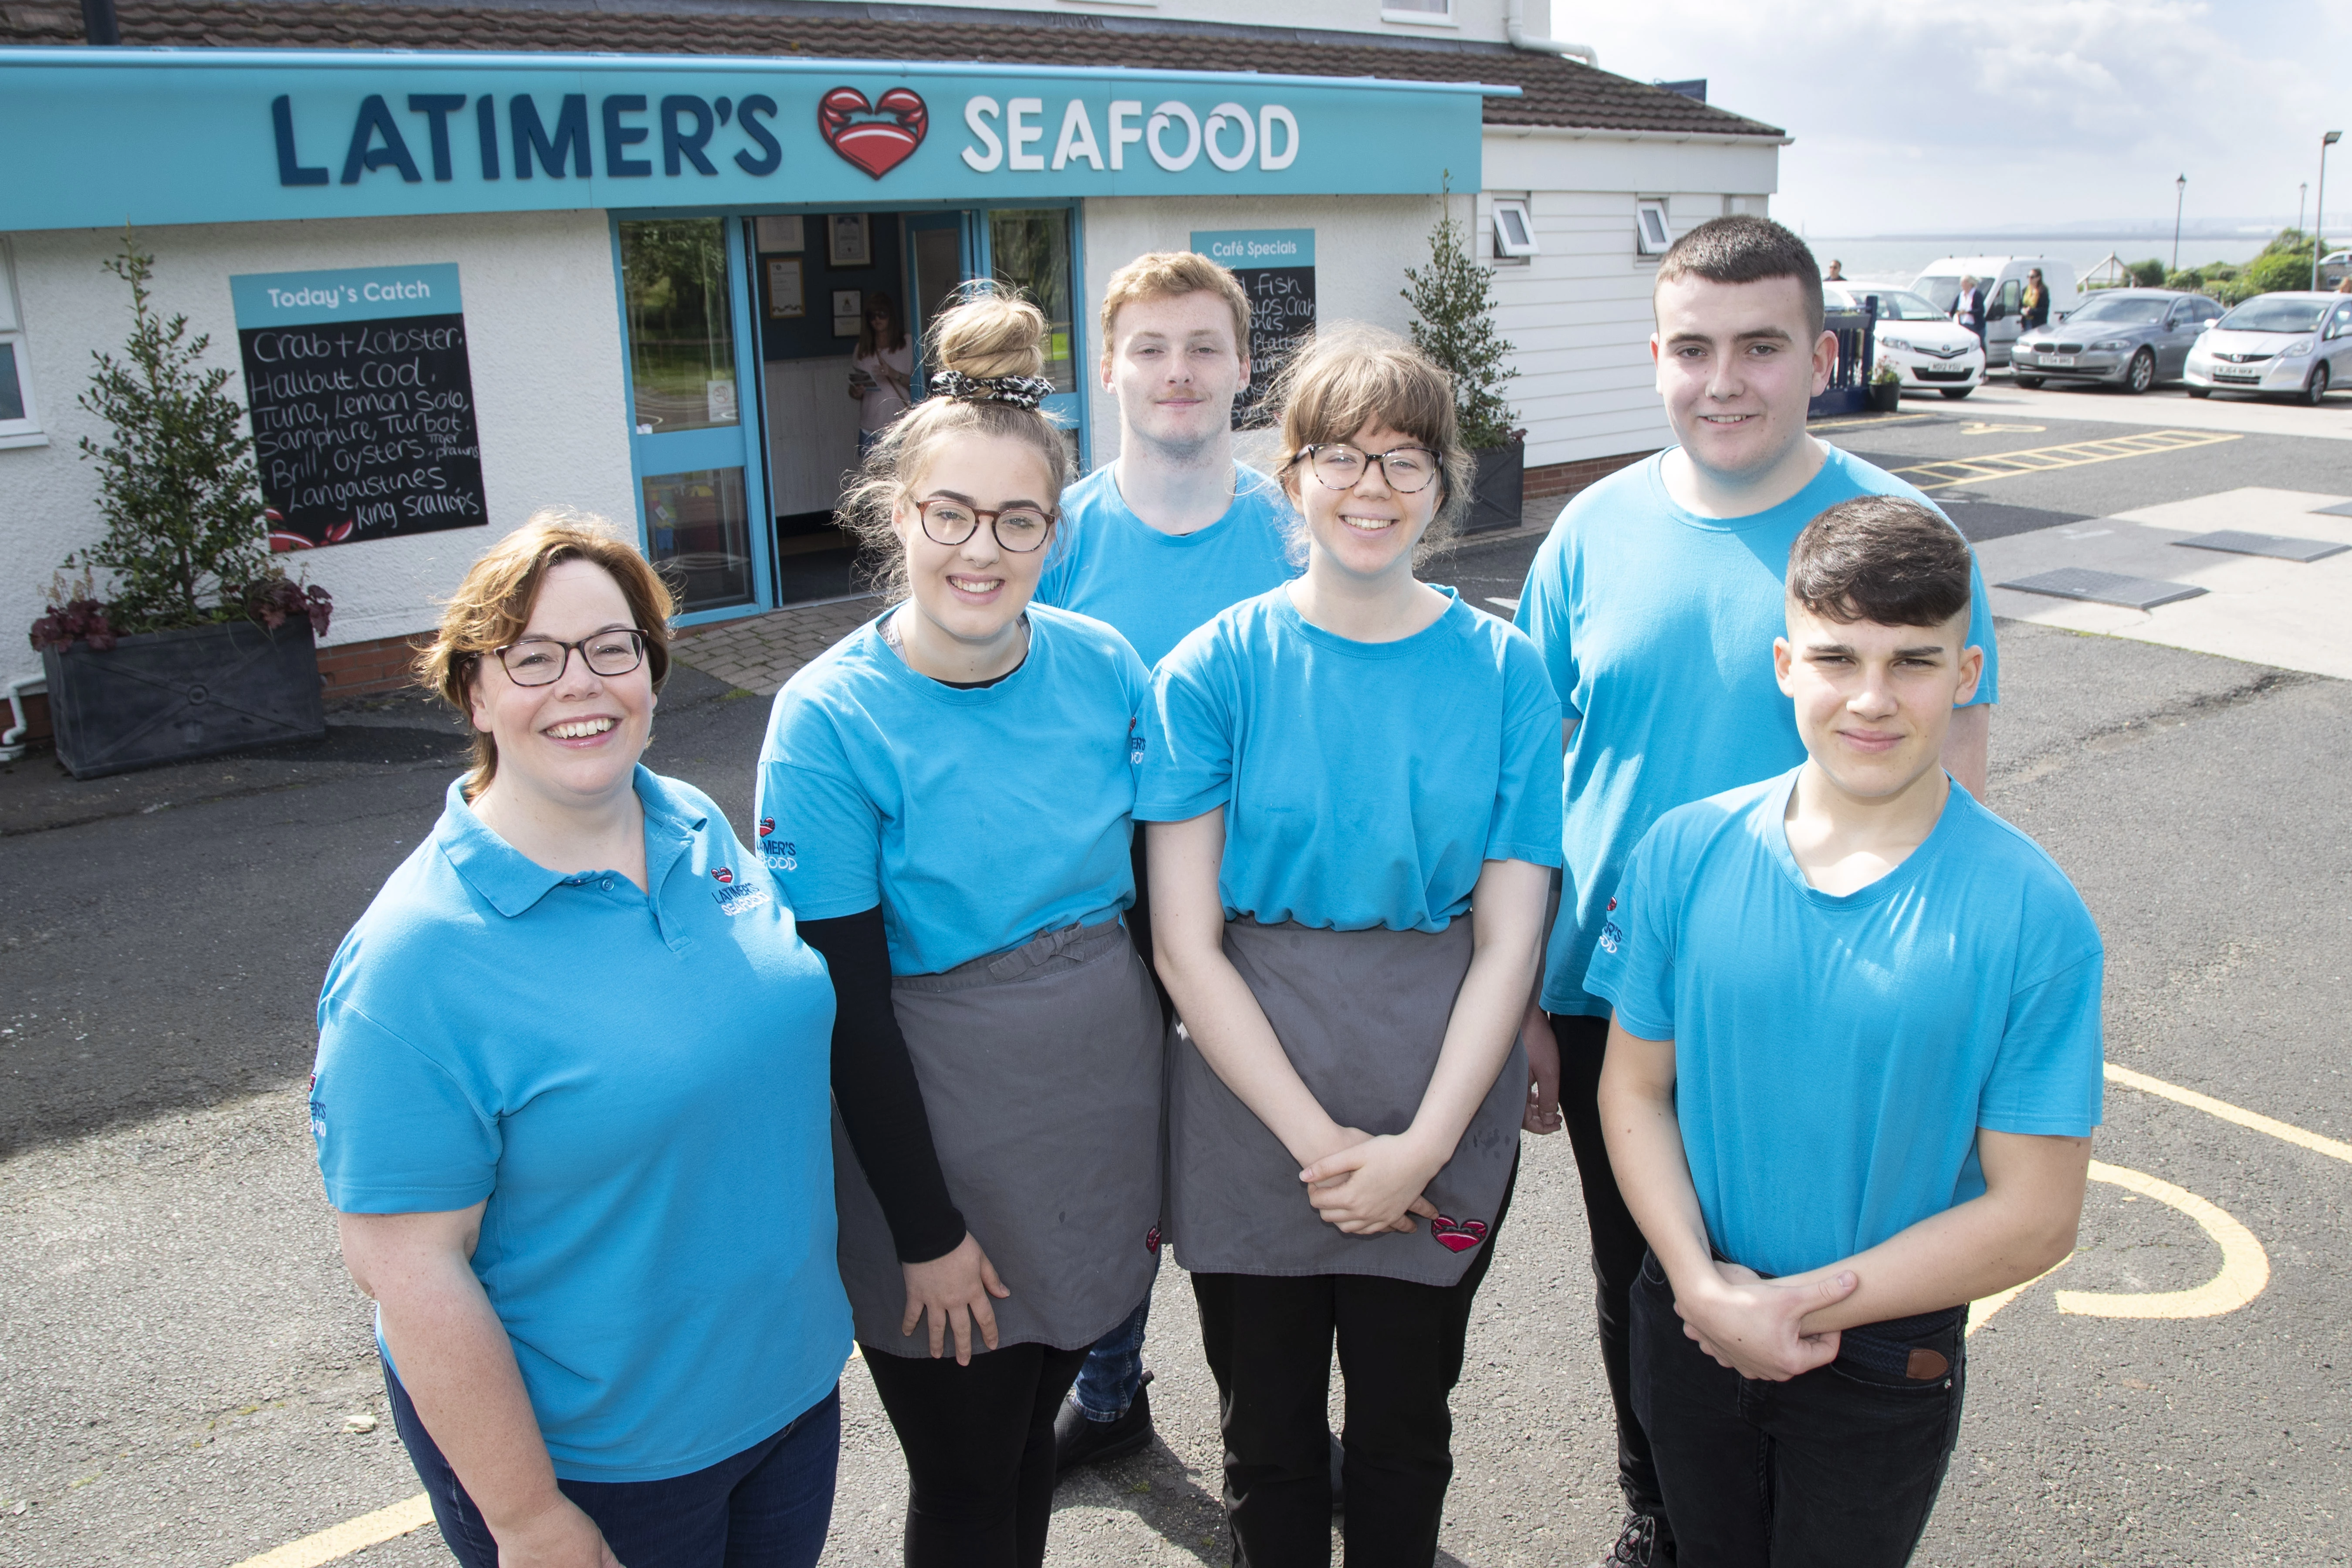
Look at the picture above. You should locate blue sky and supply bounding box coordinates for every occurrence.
[1576,1,2352,238]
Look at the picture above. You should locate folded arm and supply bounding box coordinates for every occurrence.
[339,1206,621,1568]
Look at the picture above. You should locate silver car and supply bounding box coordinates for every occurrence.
[2184,292,2352,404]
[2011,290,2222,394]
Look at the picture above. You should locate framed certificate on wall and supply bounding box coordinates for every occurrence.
[754,215,805,253]
[833,289,862,338]
[766,257,804,319]
[828,213,871,269]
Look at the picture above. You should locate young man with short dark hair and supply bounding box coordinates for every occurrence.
[1591,495,2102,1567]
[1512,214,2001,1566]
[1037,249,1300,1475]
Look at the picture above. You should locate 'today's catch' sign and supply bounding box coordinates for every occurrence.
[230,262,488,550]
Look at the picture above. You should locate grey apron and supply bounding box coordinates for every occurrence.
[1169,917,1524,1288]
[833,919,1165,1356]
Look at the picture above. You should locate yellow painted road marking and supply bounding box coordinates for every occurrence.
[2055,1161,2270,1319]
[1967,1253,2071,1337]
[1893,428,2239,489]
[226,1494,433,1568]
[2106,1061,2352,1166]
[1808,412,1936,432]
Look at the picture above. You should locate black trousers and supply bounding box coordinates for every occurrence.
[861,1340,1090,1568]
[1553,1011,1668,1526]
[1630,1255,1965,1567]
[1190,1162,1514,1567]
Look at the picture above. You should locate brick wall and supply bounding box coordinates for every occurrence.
[317,631,436,699]
[1524,449,1657,502]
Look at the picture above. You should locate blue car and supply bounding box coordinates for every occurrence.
[2011,289,2224,394]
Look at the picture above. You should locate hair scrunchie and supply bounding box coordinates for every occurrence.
[930,370,1057,410]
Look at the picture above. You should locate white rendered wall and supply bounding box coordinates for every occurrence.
[796,0,1544,45]
[0,210,634,655]
[1478,132,1781,469]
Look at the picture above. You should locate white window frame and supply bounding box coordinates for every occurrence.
[0,238,44,449]
[1382,0,1456,24]
[1635,199,1674,260]
[1490,199,1539,260]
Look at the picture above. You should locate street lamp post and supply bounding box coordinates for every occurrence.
[2318,132,2344,292]
[2299,182,2308,238]
[2171,174,2186,274]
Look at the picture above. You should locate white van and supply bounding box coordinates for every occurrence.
[1909,257,2081,367]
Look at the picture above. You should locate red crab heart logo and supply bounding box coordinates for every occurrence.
[1429,1214,1488,1254]
[710,866,734,885]
[818,87,928,179]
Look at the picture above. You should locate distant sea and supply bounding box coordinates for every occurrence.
[1804,234,2278,284]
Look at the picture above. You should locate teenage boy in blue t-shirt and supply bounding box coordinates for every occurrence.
[1039,250,1301,1477]
[1592,496,2102,1568]
[1512,215,2001,1567]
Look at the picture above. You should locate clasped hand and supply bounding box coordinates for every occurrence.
[1671,1260,1859,1382]
[899,1232,1010,1365]
[1298,1128,1443,1236]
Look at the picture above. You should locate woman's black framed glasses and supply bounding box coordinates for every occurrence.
[1291,443,1442,495]
[491,629,649,686]
[915,497,1055,554]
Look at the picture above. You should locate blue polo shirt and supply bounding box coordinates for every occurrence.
[1513,445,2003,1016]
[758,604,1150,976]
[1585,767,2104,1278]
[310,767,849,1483]
[1135,586,1562,930]
[1034,461,1299,669]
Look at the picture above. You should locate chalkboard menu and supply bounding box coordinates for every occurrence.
[229,263,487,551]
[1192,230,1316,429]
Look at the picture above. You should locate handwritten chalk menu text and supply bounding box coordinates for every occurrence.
[230,263,486,549]
[1192,230,1315,429]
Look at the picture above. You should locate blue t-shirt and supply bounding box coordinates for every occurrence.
[311,768,849,1483]
[1034,460,1299,669]
[758,604,1151,976]
[1514,445,2004,1016]
[1135,586,1564,930]
[1586,767,2105,1279]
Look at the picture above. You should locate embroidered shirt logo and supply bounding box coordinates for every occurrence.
[759,816,775,837]
[1429,1214,1488,1254]
[1598,919,1623,954]
[763,836,799,872]
[709,865,772,916]
[1128,716,1146,765]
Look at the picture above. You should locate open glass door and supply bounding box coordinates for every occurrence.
[903,212,975,402]
[986,208,1086,455]
[618,217,769,621]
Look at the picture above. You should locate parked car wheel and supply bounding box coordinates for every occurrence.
[2188,386,2211,398]
[2125,348,2156,395]
[1940,386,1974,399]
[2300,362,2331,406]
[2014,375,2044,389]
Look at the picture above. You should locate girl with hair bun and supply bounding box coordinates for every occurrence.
[756,287,1163,1567]
[1136,324,1564,1561]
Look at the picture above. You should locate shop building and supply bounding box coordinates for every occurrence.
[0,1,1784,690]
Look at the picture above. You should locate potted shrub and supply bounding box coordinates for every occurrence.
[1403,188,1525,534]
[27,236,331,779]
[1870,356,1905,412]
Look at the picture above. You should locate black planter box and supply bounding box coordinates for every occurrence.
[1870,380,1903,412]
[1466,439,1525,534]
[41,620,325,779]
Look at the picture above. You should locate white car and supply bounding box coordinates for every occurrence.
[1827,284,1987,399]
[2184,292,2352,404]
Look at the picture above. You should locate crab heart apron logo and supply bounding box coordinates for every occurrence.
[1429,1214,1488,1254]
[818,87,929,179]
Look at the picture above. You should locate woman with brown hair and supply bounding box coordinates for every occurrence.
[758,287,1161,1567]
[850,290,916,457]
[1137,326,1562,1563]
[311,511,849,1568]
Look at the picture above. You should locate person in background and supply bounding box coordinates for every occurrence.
[1512,214,2001,1568]
[2335,274,2350,294]
[1823,260,1844,281]
[1033,248,1301,1478]
[1952,275,1988,348]
[2019,268,2051,334]
[761,287,1163,1568]
[313,514,848,1568]
[1596,496,2100,1568]
[851,291,915,458]
[1140,325,1560,1562]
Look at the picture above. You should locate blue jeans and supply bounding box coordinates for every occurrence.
[1072,1274,1155,1421]
[384,1358,838,1568]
